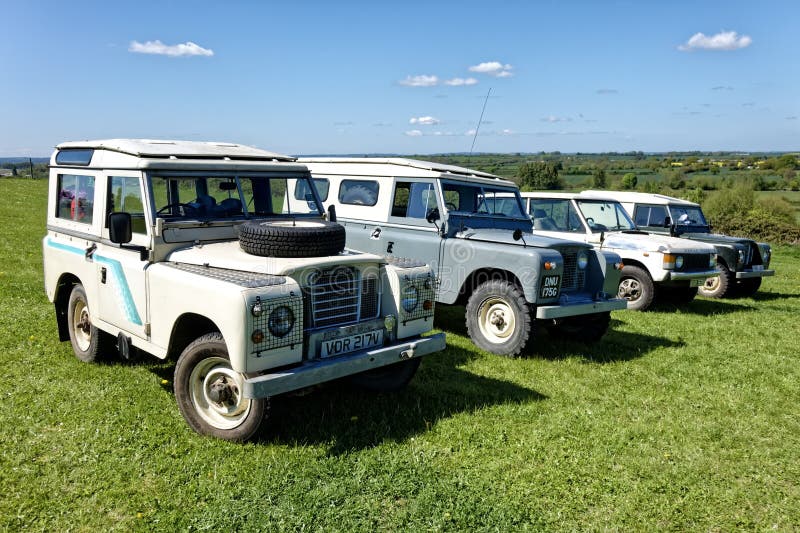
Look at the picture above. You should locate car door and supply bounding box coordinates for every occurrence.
[95,173,150,340]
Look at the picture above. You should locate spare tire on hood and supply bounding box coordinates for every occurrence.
[238,219,346,258]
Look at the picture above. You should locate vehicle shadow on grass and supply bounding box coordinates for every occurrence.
[262,344,546,455]
[652,298,753,316]
[750,291,798,303]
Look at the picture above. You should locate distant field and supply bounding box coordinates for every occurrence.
[757,191,800,223]
[1,179,798,530]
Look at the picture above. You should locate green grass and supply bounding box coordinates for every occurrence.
[2,178,799,530]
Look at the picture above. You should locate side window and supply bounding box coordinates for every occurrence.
[57,174,95,224]
[633,206,650,226]
[640,205,667,226]
[294,178,330,202]
[339,180,379,206]
[108,176,146,234]
[391,181,438,218]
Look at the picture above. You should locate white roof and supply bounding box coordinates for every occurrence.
[300,157,516,188]
[55,139,295,161]
[581,190,699,207]
[520,191,627,202]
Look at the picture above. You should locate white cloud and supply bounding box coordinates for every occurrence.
[500,129,514,136]
[405,130,423,137]
[468,61,514,78]
[444,77,479,86]
[678,31,752,51]
[409,116,440,125]
[399,75,439,87]
[541,115,571,123]
[129,40,214,57]
[712,85,734,91]
[465,129,477,136]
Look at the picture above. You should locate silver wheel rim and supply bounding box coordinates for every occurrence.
[703,276,720,292]
[189,357,251,430]
[618,278,641,302]
[477,297,516,344]
[72,299,92,351]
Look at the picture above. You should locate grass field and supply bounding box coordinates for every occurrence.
[1,178,799,530]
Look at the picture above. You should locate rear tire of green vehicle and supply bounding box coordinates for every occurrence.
[617,265,656,311]
[66,284,113,362]
[348,358,422,393]
[698,261,734,298]
[466,280,532,357]
[174,332,268,442]
[546,311,611,343]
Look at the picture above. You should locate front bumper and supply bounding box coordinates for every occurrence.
[666,268,719,281]
[536,295,627,319]
[736,268,775,279]
[242,333,446,399]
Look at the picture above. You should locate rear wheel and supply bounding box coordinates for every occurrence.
[174,332,267,441]
[348,358,422,393]
[617,265,656,311]
[66,284,113,362]
[699,261,734,298]
[466,280,532,356]
[546,312,611,343]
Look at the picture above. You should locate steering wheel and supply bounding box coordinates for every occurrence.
[585,217,595,227]
[445,202,458,211]
[157,202,195,216]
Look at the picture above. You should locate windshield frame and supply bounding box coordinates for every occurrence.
[667,204,709,231]
[440,179,529,220]
[575,199,637,233]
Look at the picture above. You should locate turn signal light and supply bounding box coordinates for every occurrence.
[544,261,557,270]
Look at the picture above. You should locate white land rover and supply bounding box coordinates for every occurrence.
[43,139,445,441]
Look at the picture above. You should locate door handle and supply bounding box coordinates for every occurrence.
[85,243,97,259]
[370,227,381,239]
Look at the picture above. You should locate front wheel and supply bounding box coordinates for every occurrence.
[546,312,611,343]
[617,265,656,311]
[466,280,532,357]
[348,358,422,393]
[174,332,267,441]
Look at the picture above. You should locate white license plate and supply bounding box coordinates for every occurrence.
[321,329,384,358]
[753,265,764,271]
[691,278,705,287]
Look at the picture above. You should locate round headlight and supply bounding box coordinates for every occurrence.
[401,285,419,312]
[709,254,717,268]
[577,250,589,270]
[268,305,294,337]
[763,249,770,263]
[675,255,684,269]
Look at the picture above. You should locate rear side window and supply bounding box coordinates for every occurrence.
[57,174,95,224]
[294,178,330,201]
[339,180,379,206]
[635,205,668,227]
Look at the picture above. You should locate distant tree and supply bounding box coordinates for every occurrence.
[709,165,720,175]
[11,165,17,176]
[517,162,563,190]
[641,180,660,193]
[591,168,607,188]
[621,172,637,189]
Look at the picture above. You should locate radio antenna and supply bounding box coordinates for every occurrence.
[469,87,492,155]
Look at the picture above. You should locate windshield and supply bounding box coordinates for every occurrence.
[669,205,708,226]
[441,181,527,218]
[150,174,323,220]
[576,200,636,233]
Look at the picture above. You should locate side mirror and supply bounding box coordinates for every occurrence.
[425,207,440,224]
[108,212,132,244]
[327,204,337,223]
[663,216,672,228]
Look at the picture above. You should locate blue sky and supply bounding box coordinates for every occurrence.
[1,0,797,156]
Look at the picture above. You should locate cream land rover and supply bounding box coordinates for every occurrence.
[43,139,445,441]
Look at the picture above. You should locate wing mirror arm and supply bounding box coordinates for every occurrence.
[426,207,440,232]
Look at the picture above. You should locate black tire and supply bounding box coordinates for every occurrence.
[736,277,762,297]
[238,219,346,258]
[66,284,113,362]
[348,358,422,393]
[698,261,734,298]
[466,280,532,357]
[663,285,699,305]
[546,311,611,343]
[174,332,268,442]
[617,265,656,311]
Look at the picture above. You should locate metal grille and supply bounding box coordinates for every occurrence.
[680,253,712,271]
[560,250,586,292]
[307,266,361,329]
[747,243,760,266]
[250,296,304,352]
[360,275,380,320]
[402,276,436,322]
